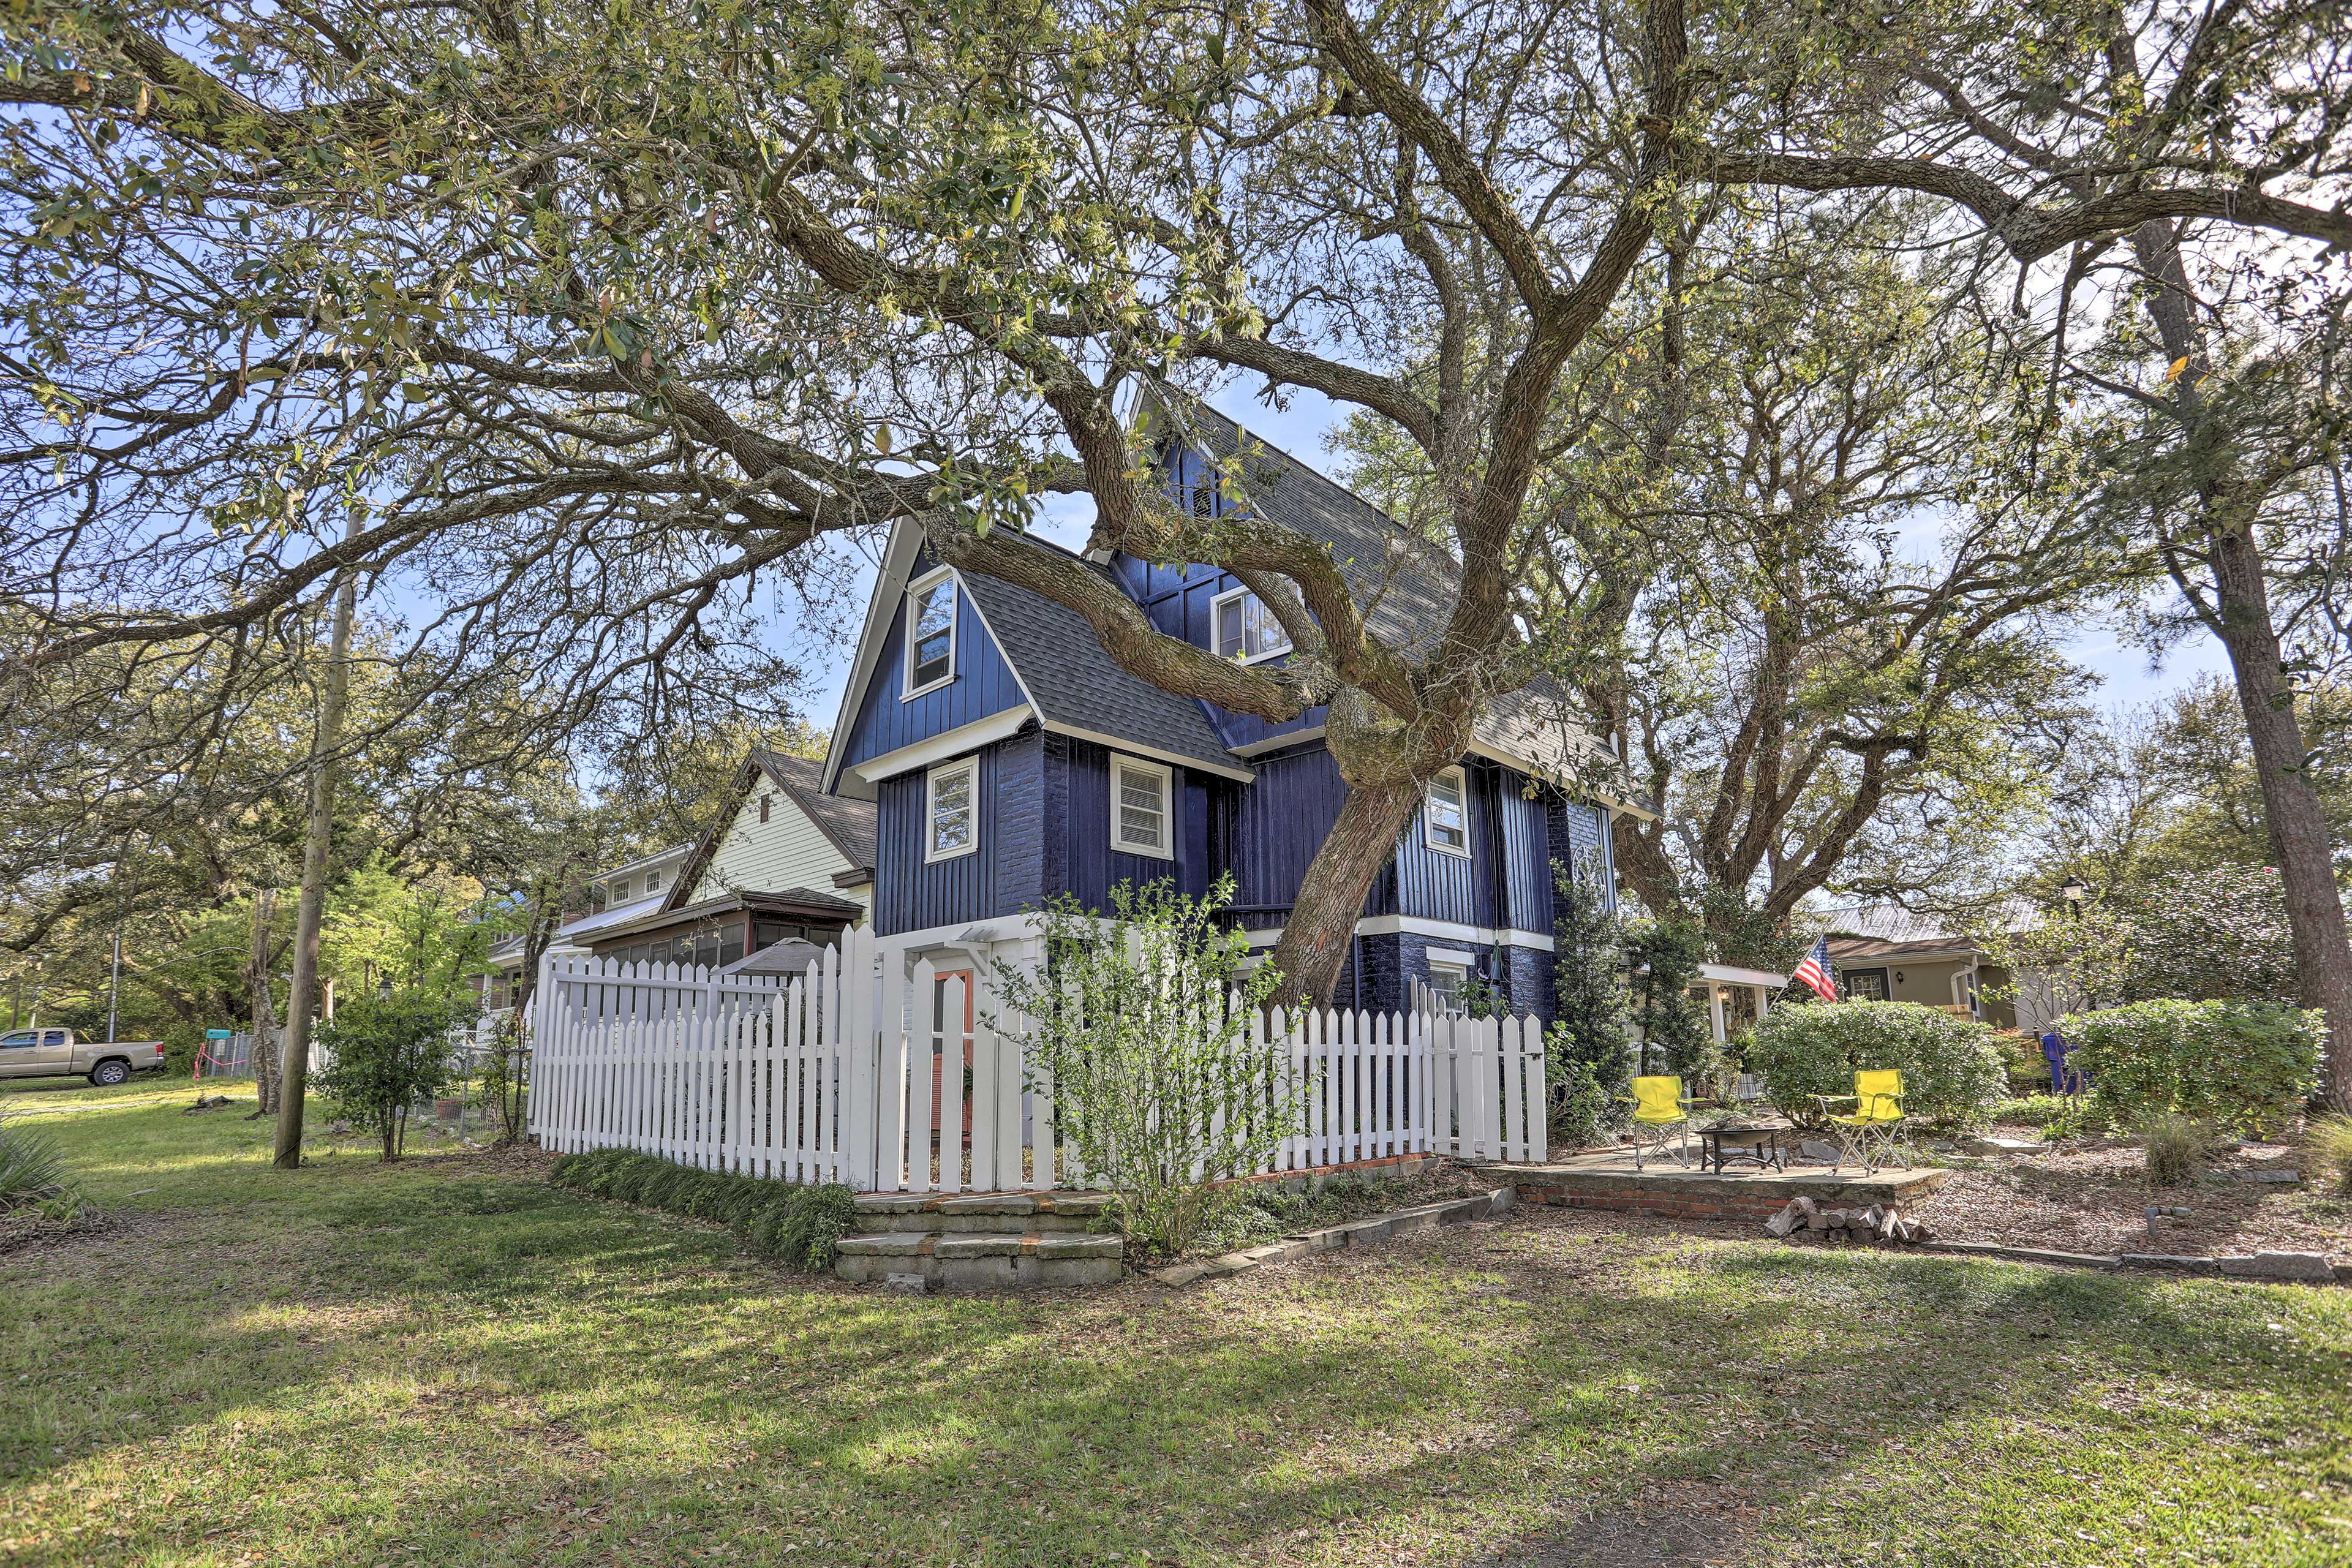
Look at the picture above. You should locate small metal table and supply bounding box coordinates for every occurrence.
[1697,1118,1790,1174]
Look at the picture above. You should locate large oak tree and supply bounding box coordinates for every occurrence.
[5,0,2343,1011]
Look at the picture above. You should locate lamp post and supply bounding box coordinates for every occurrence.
[2060,875,2090,919]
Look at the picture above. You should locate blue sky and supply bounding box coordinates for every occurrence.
[792,381,2233,733]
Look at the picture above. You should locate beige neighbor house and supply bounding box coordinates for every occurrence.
[580,750,878,973]
[1818,902,2055,1035]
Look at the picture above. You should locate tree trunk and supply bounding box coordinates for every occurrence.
[1263,778,1424,1010]
[246,889,279,1114]
[2207,526,2352,1106]
[274,523,361,1168]
[2129,219,2352,1109]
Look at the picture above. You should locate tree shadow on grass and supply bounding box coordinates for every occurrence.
[6,1163,2347,1568]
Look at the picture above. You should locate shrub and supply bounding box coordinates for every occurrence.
[2062,999,2321,1138]
[2142,1114,2209,1186]
[1547,1059,1616,1152]
[314,989,462,1159]
[2307,1115,2352,1193]
[1747,1000,2009,1129]
[0,1112,72,1210]
[992,875,1295,1260]
[548,1147,854,1271]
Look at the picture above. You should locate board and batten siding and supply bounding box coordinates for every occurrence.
[839,552,1031,774]
[1055,736,1230,908]
[693,788,870,919]
[873,733,1054,936]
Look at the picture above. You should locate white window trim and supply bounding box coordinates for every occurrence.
[1110,755,1175,860]
[1426,960,1472,1016]
[924,757,979,863]
[902,567,958,700]
[1425,764,1471,858]
[1209,584,1292,665]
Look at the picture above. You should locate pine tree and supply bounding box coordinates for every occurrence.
[1547,851,1630,1145]
[1550,852,1629,1084]
[1624,918,1711,1080]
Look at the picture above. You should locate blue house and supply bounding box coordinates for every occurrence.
[818,404,1642,1020]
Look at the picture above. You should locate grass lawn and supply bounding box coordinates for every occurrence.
[3,1084,2349,1567]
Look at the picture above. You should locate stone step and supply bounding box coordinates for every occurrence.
[850,1191,1115,1235]
[835,1230,1126,1291]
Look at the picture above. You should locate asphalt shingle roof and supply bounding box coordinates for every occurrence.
[752,749,877,870]
[954,560,1241,775]
[1165,399,1596,777]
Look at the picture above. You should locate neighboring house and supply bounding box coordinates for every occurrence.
[1819,902,2048,1033]
[815,402,1649,1021]
[477,842,696,1012]
[581,750,877,971]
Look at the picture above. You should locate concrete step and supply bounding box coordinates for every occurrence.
[850,1191,1115,1235]
[835,1230,1126,1291]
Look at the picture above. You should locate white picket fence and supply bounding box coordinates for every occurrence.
[527,927,1547,1193]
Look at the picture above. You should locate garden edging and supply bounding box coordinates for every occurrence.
[1144,1186,1515,1287]
[1909,1237,2350,1284]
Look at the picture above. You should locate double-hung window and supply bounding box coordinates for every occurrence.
[1425,765,1470,856]
[905,569,957,697]
[1211,586,1292,663]
[1111,756,1173,859]
[925,758,978,862]
[1426,961,1471,1016]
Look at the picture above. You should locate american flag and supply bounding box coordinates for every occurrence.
[1793,937,1837,1001]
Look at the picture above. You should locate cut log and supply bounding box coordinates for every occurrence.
[1765,1202,1801,1238]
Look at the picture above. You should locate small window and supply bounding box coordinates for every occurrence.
[1425,766,1469,856]
[926,758,978,862]
[609,877,631,904]
[759,794,771,824]
[1212,586,1292,663]
[1111,756,1173,858]
[644,869,662,894]
[1427,962,1470,1016]
[905,569,957,696]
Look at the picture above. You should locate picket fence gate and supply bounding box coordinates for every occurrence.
[527,927,1547,1193]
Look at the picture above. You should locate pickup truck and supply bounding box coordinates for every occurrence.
[0,1028,169,1086]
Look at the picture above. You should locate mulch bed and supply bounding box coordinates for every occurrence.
[1906,1131,2350,1261]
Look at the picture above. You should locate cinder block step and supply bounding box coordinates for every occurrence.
[850,1191,1115,1235]
[835,1230,1126,1291]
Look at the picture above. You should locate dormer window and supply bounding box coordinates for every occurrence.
[609,876,632,903]
[644,870,662,894]
[1425,766,1469,856]
[904,568,957,698]
[1212,586,1292,663]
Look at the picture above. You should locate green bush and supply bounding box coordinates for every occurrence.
[1548,1059,1616,1151]
[548,1147,854,1272]
[314,988,462,1160]
[1748,1000,2009,1129]
[2062,999,2321,1137]
[991,875,1293,1259]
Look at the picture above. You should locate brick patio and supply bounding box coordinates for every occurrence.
[1470,1151,1949,1223]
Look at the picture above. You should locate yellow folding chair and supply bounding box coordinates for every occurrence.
[1814,1068,1910,1174]
[1623,1075,1694,1169]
